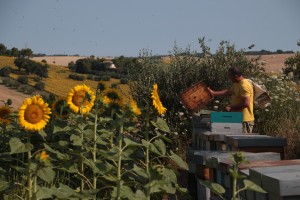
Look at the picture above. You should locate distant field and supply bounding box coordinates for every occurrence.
[0,56,131,101]
[31,55,114,66]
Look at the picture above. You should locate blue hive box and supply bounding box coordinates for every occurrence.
[210,112,243,123]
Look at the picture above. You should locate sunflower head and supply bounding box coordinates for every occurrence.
[18,95,51,131]
[151,83,167,115]
[67,84,96,114]
[97,81,106,92]
[129,100,141,116]
[0,106,13,125]
[102,88,124,109]
[52,97,70,118]
[40,150,49,161]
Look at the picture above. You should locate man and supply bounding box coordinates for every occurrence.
[208,66,254,133]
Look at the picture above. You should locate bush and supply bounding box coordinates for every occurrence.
[33,76,42,82]
[17,75,28,84]
[120,78,128,84]
[111,83,118,88]
[101,75,110,81]
[34,82,45,90]
[93,76,102,81]
[0,66,12,77]
[87,74,94,80]
[68,74,85,81]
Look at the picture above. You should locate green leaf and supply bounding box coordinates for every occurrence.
[103,174,118,182]
[70,134,83,146]
[9,137,33,154]
[151,117,170,133]
[170,150,188,170]
[124,138,142,147]
[53,125,71,133]
[38,130,47,138]
[44,143,70,160]
[35,187,54,199]
[243,179,267,193]
[95,161,114,175]
[198,180,225,198]
[134,190,146,199]
[37,167,56,183]
[155,131,172,143]
[141,139,150,148]
[133,164,148,179]
[111,185,136,199]
[150,139,166,156]
[0,180,9,192]
[229,168,247,179]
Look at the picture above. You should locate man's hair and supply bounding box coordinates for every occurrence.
[228,66,243,77]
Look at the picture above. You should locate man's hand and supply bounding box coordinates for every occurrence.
[225,106,232,112]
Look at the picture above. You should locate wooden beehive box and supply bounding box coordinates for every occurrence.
[179,81,213,114]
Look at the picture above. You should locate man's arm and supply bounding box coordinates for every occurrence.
[226,96,250,112]
[207,88,232,97]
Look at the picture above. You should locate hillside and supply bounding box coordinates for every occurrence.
[0,53,296,109]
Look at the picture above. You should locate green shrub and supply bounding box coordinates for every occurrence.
[33,76,42,82]
[93,76,102,81]
[0,66,12,77]
[68,74,85,81]
[111,83,118,88]
[34,82,45,90]
[101,75,110,81]
[17,75,29,84]
[120,78,128,84]
[87,74,94,80]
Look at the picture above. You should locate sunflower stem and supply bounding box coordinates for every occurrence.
[93,109,98,200]
[145,109,151,200]
[116,121,124,200]
[80,112,85,192]
[27,136,32,200]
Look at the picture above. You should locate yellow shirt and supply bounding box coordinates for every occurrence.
[230,79,254,122]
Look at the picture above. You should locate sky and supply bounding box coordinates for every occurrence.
[0,0,299,57]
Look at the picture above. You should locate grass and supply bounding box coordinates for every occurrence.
[0,56,131,101]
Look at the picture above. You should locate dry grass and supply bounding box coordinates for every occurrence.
[0,56,131,102]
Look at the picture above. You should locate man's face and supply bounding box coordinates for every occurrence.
[227,72,238,83]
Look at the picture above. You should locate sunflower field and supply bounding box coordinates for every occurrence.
[0,82,188,199]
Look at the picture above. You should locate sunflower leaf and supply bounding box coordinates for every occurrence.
[151,118,170,133]
[37,167,56,183]
[9,137,33,154]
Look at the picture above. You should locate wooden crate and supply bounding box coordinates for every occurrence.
[179,81,213,114]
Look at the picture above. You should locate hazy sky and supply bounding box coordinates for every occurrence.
[1,0,299,57]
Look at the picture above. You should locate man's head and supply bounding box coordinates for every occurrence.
[227,66,243,82]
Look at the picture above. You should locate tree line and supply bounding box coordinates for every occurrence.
[0,43,33,58]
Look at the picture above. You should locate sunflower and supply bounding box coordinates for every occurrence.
[102,96,111,106]
[129,100,141,115]
[40,150,49,160]
[151,84,167,115]
[18,95,51,131]
[102,88,124,108]
[0,106,12,125]
[97,81,106,92]
[67,84,96,114]
[52,97,70,118]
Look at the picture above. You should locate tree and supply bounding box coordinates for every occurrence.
[9,47,19,57]
[283,52,300,80]
[0,43,7,55]
[20,48,33,58]
[75,59,92,74]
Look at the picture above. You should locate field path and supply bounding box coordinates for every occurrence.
[0,84,30,110]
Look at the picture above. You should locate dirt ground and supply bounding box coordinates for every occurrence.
[0,84,30,110]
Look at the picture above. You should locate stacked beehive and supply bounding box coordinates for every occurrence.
[186,111,299,200]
